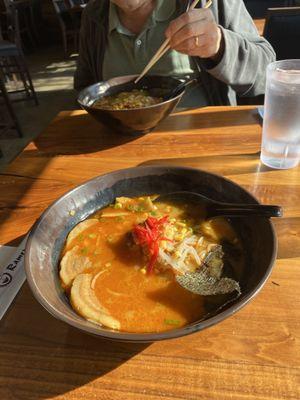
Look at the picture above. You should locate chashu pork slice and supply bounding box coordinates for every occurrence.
[71,273,120,330]
[66,219,99,247]
[60,245,92,288]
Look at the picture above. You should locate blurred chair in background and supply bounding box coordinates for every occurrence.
[3,0,37,49]
[52,0,80,58]
[0,40,38,106]
[0,74,23,137]
[0,10,38,137]
[263,7,300,59]
[0,27,22,137]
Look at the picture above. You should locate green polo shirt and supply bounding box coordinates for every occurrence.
[102,0,208,109]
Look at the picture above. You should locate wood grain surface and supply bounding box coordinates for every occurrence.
[0,106,299,400]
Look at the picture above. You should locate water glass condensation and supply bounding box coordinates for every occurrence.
[261,60,300,169]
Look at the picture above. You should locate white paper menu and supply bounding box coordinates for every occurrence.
[0,237,27,320]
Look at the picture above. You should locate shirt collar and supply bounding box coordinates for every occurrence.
[108,3,121,34]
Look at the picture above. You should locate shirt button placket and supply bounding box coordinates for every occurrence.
[134,38,143,69]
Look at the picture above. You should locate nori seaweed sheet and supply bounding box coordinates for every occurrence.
[176,244,241,319]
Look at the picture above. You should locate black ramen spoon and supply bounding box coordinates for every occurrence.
[162,78,197,101]
[155,191,282,219]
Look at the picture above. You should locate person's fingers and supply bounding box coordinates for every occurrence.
[173,37,203,53]
[165,8,212,39]
[173,33,218,58]
[169,20,209,48]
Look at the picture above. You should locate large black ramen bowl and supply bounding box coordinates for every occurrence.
[77,75,185,135]
[25,166,277,342]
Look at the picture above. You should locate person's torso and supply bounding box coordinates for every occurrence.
[102,0,208,109]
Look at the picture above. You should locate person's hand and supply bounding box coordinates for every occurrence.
[165,8,224,61]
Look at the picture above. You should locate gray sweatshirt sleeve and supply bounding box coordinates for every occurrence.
[205,0,276,97]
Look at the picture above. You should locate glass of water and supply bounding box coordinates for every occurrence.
[261,59,300,169]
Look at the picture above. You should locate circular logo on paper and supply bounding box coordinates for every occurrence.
[0,272,12,287]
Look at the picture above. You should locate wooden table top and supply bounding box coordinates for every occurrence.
[0,106,299,400]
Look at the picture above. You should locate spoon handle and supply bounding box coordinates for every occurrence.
[208,204,283,218]
[164,78,197,101]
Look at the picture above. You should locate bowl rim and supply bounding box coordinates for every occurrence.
[25,165,278,342]
[77,74,186,112]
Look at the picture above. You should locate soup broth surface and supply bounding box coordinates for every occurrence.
[93,89,162,110]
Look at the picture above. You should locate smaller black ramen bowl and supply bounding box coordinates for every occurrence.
[25,166,277,343]
[77,75,185,135]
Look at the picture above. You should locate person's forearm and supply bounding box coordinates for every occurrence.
[199,0,276,97]
[201,27,276,97]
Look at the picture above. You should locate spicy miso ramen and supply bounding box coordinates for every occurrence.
[92,89,162,110]
[59,196,242,333]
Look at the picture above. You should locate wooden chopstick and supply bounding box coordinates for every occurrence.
[185,0,192,12]
[134,0,212,84]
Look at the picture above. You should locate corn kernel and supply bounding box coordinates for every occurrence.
[141,268,146,274]
[69,210,76,216]
[114,203,122,209]
[175,234,184,241]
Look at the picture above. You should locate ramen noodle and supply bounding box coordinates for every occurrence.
[93,89,162,110]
